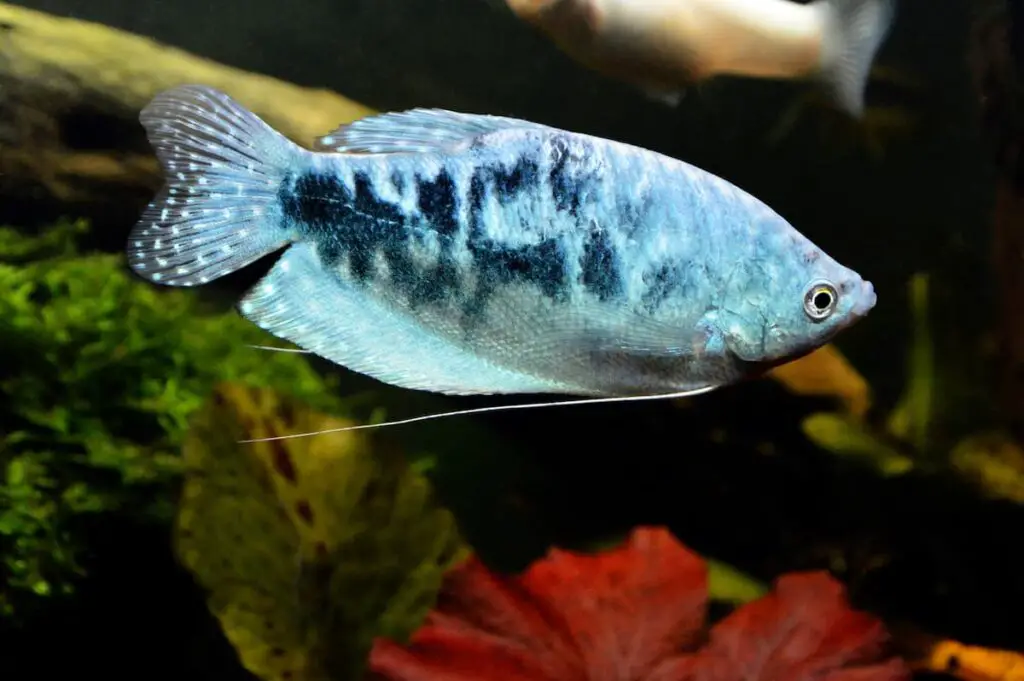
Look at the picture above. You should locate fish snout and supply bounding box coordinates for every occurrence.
[852,279,877,317]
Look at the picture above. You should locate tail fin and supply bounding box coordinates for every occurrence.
[127,85,306,287]
[815,0,897,118]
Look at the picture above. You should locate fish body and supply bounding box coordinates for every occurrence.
[505,0,897,116]
[127,85,875,399]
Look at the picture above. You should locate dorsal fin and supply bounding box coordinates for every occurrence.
[312,108,551,155]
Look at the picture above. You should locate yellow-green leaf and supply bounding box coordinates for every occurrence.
[802,412,915,477]
[175,383,465,681]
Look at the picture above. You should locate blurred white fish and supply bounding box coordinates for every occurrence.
[505,0,896,116]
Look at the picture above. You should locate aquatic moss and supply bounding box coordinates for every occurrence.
[0,220,345,621]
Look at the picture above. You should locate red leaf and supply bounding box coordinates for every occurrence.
[369,554,584,681]
[520,527,708,679]
[659,572,912,681]
[367,527,708,681]
[367,529,912,681]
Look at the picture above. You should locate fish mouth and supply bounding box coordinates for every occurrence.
[851,280,877,318]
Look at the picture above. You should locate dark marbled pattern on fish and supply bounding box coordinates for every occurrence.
[276,132,642,325]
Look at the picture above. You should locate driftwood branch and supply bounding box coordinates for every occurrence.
[0,2,376,227]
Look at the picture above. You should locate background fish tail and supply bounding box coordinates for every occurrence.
[815,0,897,117]
[126,85,305,287]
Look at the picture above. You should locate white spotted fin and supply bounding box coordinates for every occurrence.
[313,108,552,155]
[238,242,568,396]
[127,84,308,287]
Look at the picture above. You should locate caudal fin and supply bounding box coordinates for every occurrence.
[816,0,897,118]
[127,85,306,287]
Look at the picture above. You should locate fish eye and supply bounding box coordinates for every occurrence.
[803,281,838,321]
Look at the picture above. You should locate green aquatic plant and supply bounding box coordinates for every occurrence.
[0,221,345,621]
[175,383,465,681]
[0,218,89,262]
[885,273,934,453]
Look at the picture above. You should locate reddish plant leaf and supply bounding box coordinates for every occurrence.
[520,527,708,679]
[367,528,912,681]
[367,527,708,681]
[369,554,584,681]
[655,572,911,681]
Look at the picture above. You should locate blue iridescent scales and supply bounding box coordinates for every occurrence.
[127,85,876,404]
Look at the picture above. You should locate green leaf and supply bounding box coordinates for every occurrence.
[801,412,915,477]
[175,383,466,681]
[706,558,768,604]
[887,273,933,452]
[950,431,1024,504]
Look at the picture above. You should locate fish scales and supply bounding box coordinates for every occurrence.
[276,130,764,324]
[127,85,875,398]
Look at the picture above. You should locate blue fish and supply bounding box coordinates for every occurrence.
[127,85,875,422]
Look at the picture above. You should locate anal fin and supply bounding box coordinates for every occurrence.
[237,243,565,396]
